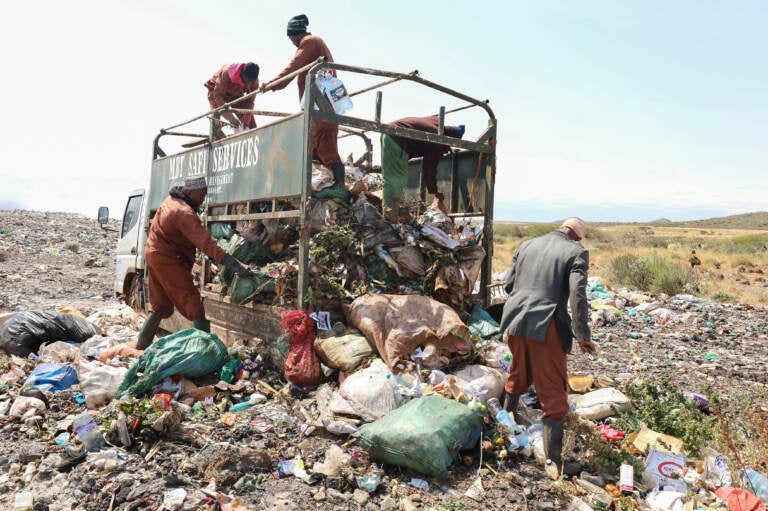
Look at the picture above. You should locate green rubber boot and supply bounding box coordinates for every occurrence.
[136,313,161,350]
[192,318,211,333]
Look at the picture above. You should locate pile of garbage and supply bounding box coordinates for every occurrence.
[206,166,486,321]
[0,273,767,510]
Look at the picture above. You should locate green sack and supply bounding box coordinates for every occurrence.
[230,272,277,305]
[468,304,500,338]
[219,234,273,287]
[210,222,235,240]
[117,328,229,398]
[354,395,484,478]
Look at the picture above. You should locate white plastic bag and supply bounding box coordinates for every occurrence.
[77,359,128,409]
[452,365,506,404]
[568,387,631,420]
[39,341,81,363]
[336,359,403,421]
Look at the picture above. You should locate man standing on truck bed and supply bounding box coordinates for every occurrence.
[381,115,465,222]
[263,14,347,195]
[205,62,260,137]
[499,217,596,477]
[136,177,252,350]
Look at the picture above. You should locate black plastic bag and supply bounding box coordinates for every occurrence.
[0,311,99,357]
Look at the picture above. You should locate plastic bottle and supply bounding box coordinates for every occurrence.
[324,420,359,435]
[545,459,559,480]
[487,397,524,450]
[116,411,131,447]
[230,401,255,413]
[319,74,353,115]
[742,467,768,503]
[375,245,403,277]
[619,463,634,494]
[72,412,105,452]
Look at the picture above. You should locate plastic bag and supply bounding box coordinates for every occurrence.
[312,444,350,476]
[280,311,323,387]
[355,395,484,478]
[451,364,505,404]
[78,359,129,408]
[24,363,78,392]
[39,341,81,363]
[568,387,631,420]
[0,310,99,357]
[311,165,335,191]
[117,329,229,398]
[9,396,46,417]
[314,332,375,372]
[230,272,277,305]
[468,304,500,338]
[337,359,403,421]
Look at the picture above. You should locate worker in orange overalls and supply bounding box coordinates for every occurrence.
[264,14,347,196]
[136,176,251,349]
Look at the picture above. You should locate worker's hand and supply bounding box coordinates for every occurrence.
[222,254,251,278]
[578,340,597,355]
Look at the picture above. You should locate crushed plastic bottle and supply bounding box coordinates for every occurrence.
[545,459,559,480]
[487,397,530,454]
[72,412,105,452]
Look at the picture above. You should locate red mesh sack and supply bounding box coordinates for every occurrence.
[280,310,323,386]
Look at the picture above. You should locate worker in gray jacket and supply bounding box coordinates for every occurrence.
[499,217,595,476]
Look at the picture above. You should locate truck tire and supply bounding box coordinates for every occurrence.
[126,273,146,313]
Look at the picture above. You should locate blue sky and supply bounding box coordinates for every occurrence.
[0,1,765,222]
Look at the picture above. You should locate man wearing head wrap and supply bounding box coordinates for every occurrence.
[263,15,346,192]
[381,115,466,222]
[205,62,260,135]
[136,176,251,349]
[499,217,595,477]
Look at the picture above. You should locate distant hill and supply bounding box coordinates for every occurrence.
[666,211,768,230]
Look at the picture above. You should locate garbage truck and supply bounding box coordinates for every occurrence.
[100,59,497,344]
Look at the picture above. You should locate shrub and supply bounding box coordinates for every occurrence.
[524,223,555,238]
[605,253,698,295]
[613,378,717,457]
[715,233,768,254]
[586,228,614,243]
[65,241,80,253]
[712,290,738,303]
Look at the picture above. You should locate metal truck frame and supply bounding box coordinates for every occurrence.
[109,59,496,344]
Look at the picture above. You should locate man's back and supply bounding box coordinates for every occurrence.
[500,230,589,348]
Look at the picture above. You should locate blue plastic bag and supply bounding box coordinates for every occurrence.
[25,363,78,392]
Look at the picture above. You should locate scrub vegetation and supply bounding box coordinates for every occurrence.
[493,217,768,304]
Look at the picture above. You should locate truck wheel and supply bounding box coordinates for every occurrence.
[126,274,146,313]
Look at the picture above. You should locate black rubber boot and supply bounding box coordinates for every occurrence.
[543,419,564,471]
[136,313,161,350]
[193,318,211,333]
[329,163,346,188]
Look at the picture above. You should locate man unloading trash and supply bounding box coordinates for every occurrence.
[499,217,596,477]
[204,62,260,137]
[136,177,251,349]
[262,14,348,197]
[381,115,465,222]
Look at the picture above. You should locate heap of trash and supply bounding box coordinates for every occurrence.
[1,268,767,510]
[206,165,486,322]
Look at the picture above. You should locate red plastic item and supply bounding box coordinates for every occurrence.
[598,423,625,442]
[151,393,173,411]
[714,487,766,511]
[280,310,323,387]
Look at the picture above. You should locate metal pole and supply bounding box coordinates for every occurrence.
[438,106,445,136]
[375,91,382,124]
[348,70,418,97]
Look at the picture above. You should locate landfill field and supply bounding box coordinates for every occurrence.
[1,209,768,511]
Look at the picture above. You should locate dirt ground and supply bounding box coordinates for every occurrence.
[1,209,766,511]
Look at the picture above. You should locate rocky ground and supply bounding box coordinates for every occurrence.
[0,209,766,511]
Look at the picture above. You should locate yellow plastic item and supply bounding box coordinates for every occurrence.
[568,373,594,393]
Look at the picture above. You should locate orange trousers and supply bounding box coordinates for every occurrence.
[313,120,341,166]
[146,251,206,321]
[505,320,569,420]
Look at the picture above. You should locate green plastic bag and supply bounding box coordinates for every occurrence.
[117,329,229,398]
[354,395,484,478]
[468,304,500,338]
[219,234,273,287]
[210,222,235,240]
[230,272,277,305]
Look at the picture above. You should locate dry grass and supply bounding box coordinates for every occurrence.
[492,223,768,304]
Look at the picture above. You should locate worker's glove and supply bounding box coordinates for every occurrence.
[578,340,597,355]
[221,254,251,278]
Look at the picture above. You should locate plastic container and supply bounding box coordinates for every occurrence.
[545,459,559,480]
[487,397,529,452]
[116,411,131,447]
[741,467,768,503]
[318,73,353,115]
[620,463,634,493]
[72,412,105,452]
